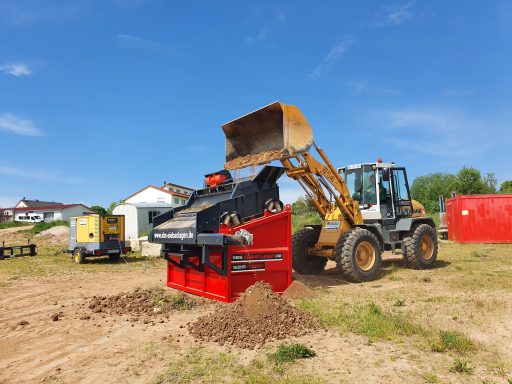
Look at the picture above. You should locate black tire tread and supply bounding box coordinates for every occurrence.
[292,227,327,275]
[403,224,438,269]
[335,227,382,283]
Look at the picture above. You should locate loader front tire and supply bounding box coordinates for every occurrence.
[336,228,382,283]
[403,224,438,269]
[292,227,327,275]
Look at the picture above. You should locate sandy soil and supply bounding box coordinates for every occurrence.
[0,268,198,384]
[1,240,511,383]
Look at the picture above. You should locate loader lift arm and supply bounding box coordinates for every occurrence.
[222,101,363,227]
[280,143,363,225]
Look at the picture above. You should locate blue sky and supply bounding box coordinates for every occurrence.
[1,0,511,207]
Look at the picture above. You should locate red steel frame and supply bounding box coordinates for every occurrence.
[165,207,292,302]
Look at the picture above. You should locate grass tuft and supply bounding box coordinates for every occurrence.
[393,299,406,307]
[430,330,475,353]
[449,357,473,374]
[419,372,439,383]
[299,299,425,342]
[154,347,323,384]
[268,344,316,363]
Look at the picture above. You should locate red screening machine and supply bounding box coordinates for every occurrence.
[149,166,292,302]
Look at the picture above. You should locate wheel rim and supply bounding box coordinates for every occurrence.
[74,250,81,263]
[355,241,376,271]
[420,234,434,260]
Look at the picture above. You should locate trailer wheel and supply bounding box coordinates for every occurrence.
[109,253,120,262]
[336,228,382,283]
[292,227,327,275]
[73,248,86,264]
[403,224,438,269]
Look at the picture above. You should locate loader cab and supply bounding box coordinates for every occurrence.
[339,162,414,222]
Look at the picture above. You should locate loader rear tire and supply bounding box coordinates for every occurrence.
[336,228,382,283]
[403,224,438,269]
[292,227,327,275]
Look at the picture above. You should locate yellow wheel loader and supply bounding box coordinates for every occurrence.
[221,101,438,282]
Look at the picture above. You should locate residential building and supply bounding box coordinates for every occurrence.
[161,182,194,197]
[124,185,193,207]
[15,198,64,209]
[13,204,93,222]
[112,202,173,239]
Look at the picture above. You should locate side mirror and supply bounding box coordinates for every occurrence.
[382,169,390,181]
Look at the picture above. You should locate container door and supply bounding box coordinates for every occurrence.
[446,199,457,242]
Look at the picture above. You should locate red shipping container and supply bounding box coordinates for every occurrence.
[446,194,512,243]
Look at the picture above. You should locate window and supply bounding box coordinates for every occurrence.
[148,210,161,224]
[174,197,179,204]
[345,165,377,205]
[391,168,412,216]
[176,189,181,193]
[168,187,173,191]
[181,199,186,204]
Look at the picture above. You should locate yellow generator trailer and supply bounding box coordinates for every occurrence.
[67,215,131,264]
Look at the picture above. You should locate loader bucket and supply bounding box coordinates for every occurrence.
[222,101,313,169]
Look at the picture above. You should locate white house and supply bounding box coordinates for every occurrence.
[112,202,173,239]
[124,185,191,207]
[13,203,93,222]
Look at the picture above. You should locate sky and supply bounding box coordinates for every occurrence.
[1,0,511,208]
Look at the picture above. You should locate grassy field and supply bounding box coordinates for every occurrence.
[1,225,511,383]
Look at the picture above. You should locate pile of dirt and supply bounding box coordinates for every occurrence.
[83,287,198,322]
[282,280,315,300]
[188,282,318,349]
[34,226,69,245]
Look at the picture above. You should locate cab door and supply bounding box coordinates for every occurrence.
[391,168,413,217]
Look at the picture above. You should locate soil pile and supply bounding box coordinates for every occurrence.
[84,287,198,321]
[188,282,318,349]
[224,150,283,170]
[282,280,315,300]
[35,226,69,245]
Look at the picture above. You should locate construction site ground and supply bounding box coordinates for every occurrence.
[1,225,511,384]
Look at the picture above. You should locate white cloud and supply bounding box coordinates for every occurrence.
[245,26,270,44]
[117,34,179,55]
[382,108,501,158]
[308,38,354,80]
[0,164,83,183]
[0,63,32,77]
[351,79,401,96]
[379,3,414,26]
[0,113,42,136]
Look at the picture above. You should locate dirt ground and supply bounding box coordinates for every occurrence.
[1,226,511,383]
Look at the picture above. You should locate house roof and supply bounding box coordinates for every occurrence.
[14,204,92,212]
[123,185,190,201]
[163,182,195,191]
[118,202,174,208]
[18,199,64,207]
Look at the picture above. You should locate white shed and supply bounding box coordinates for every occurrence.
[112,202,173,239]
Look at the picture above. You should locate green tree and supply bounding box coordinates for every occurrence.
[455,167,487,195]
[90,205,108,215]
[499,181,512,193]
[410,173,457,213]
[107,201,121,214]
[482,173,497,193]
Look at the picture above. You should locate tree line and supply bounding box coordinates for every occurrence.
[411,166,512,213]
